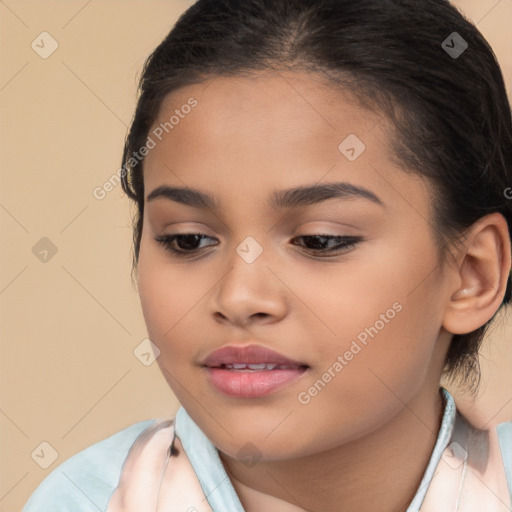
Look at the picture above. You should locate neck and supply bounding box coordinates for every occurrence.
[220,387,445,512]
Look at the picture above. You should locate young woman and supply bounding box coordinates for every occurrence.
[24,0,512,510]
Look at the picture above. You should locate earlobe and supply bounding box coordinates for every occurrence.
[442,213,511,335]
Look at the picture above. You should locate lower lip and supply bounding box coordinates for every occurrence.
[204,367,308,398]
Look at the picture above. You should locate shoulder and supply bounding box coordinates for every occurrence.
[23,419,158,512]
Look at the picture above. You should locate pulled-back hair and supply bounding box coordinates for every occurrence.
[120,0,512,390]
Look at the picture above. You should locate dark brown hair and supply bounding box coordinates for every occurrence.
[120,0,512,391]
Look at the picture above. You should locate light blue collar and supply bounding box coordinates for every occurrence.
[406,387,457,511]
[175,407,246,511]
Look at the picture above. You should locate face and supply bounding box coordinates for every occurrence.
[137,70,452,461]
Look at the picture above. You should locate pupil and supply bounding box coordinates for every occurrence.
[307,235,328,249]
[180,234,200,249]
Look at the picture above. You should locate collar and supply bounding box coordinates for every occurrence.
[406,387,456,511]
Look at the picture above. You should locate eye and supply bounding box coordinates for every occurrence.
[154,232,362,258]
[154,233,218,256]
[291,234,363,256]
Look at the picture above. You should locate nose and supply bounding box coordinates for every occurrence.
[209,244,288,328]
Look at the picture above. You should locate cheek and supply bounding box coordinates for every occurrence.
[137,258,209,406]
[136,247,206,358]
[280,254,409,363]
[283,252,443,434]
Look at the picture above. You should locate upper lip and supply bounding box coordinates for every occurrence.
[202,344,308,368]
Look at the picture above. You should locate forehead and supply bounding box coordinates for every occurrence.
[149,70,384,158]
[142,70,429,215]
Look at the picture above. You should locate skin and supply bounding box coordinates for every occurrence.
[132,70,511,512]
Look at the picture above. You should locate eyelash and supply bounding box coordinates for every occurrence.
[153,233,363,258]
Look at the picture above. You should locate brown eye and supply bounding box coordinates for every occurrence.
[291,235,362,255]
[154,233,218,256]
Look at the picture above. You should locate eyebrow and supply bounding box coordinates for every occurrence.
[146,182,384,210]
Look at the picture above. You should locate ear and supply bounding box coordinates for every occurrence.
[442,212,511,335]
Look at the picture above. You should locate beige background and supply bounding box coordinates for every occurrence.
[1,1,511,510]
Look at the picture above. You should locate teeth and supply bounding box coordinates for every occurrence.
[222,363,288,370]
[247,363,267,370]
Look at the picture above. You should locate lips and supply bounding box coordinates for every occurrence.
[202,344,309,398]
[202,344,308,369]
